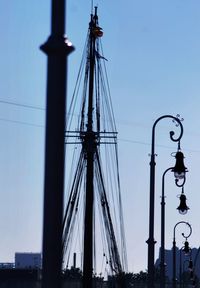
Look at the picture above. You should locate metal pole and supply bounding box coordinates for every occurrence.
[41,1,74,288]
[147,115,183,288]
[160,167,173,288]
[147,130,156,288]
[179,248,182,288]
[173,236,177,288]
[82,10,97,288]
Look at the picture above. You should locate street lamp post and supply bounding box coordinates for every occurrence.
[179,247,184,288]
[147,115,183,288]
[172,221,192,288]
[160,157,187,288]
[160,167,173,288]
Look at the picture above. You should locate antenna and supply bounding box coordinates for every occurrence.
[91,0,99,13]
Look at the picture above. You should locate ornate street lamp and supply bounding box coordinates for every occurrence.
[177,187,190,215]
[147,115,183,288]
[172,221,192,288]
[160,148,187,288]
[181,238,191,288]
[181,238,195,287]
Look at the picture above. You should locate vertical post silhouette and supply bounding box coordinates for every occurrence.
[40,1,74,288]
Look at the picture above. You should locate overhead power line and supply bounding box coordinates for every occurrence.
[0,99,45,111]
[0,117,44,128]
[0,100,199,154]
[118,138,200,153]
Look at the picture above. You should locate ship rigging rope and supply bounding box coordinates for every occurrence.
[62,151,85,260]
[95,164,115,272]
[103,140,128,270]
[115,143,128,270]
[99,40,117,132]
[95,149,123,273]
[95,160,111,271]
[66,34,88,133]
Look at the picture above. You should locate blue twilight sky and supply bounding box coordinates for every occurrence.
[0,0,200,274]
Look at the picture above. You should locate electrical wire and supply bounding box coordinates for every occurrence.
[0,99,44,110]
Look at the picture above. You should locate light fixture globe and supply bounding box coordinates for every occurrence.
[177,190,189,215]
[172,151,188,179]
[183,240,190,255]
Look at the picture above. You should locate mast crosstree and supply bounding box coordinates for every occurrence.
[62,7,127,287]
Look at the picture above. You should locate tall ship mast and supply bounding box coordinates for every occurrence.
[62,7,128,287]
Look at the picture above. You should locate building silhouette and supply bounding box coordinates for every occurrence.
[155,247,200,280]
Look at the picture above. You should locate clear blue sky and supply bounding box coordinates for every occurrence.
[0,0,200,274]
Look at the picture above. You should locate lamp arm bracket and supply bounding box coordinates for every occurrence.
[182,223,192,239]
[152,115,184,152]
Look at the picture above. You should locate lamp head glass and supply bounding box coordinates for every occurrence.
[172,151,187,179]
[177,192,189,215]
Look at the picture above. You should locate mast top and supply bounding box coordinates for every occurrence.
[90,6,103,38]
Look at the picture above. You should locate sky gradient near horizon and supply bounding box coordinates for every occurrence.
[0,0,200,274]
